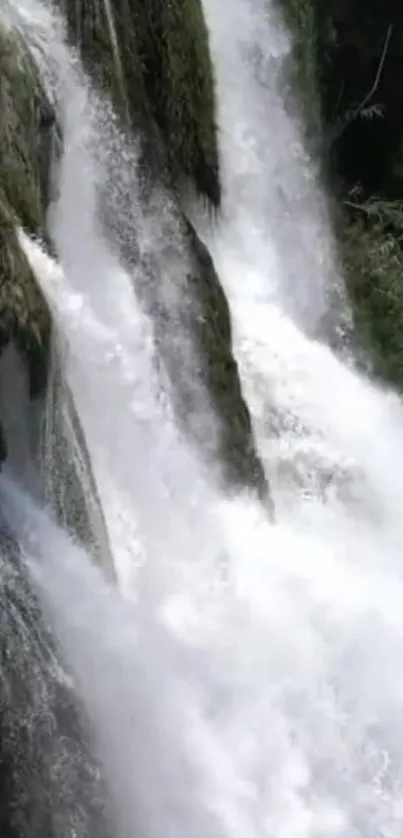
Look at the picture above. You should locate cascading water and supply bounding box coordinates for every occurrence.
[3,0,403,836]
[197,0,350,345]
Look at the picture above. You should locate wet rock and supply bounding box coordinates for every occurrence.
[0,25,55,234]
[183,218,270,501]
[0,194,51,402]
[0,24,55,453]
[0,24,113,570]
[34,342,116,581]
[0,519,112,838]
[57,0,221,208]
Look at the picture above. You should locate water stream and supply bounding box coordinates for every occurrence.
[3,0,403,836]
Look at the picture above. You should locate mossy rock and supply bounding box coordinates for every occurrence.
[0,194,51,403]
[137,0,220,206]
[181,219,269,500]
[0,24,57,395]
[57,0,221,207]
[0,25,58,461]
[0,25,56,233]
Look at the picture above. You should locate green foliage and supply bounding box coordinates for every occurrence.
[60,0,221,207]
[342,197,403,385]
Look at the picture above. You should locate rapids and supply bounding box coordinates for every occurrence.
[2,0,403,836]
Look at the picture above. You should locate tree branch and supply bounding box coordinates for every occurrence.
[329,24,393,145]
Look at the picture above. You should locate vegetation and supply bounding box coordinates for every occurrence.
[280,0,403,391]
[0,27,54,233]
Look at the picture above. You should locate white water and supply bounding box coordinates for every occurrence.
[198,0,349,344]
[4,0,403,836]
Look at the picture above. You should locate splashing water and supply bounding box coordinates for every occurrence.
[3,0,403,836]
[198,0,349,341]
[0,474,259,838]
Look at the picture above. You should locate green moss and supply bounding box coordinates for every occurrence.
[0,27,53,234]
[59,0,221,206]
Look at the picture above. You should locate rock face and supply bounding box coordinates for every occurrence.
[54,0,268,500]
[0,27,53,396]
[0,27,52,234]
[278,0,322,139]
[0,22,113,568]
[0,195,51,400]
[183,219,269,499]
[34,343,116,581]
[59,0,221,208]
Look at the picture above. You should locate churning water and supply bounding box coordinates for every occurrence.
[4,0,403,835]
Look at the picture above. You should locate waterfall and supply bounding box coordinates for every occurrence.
[198,0,350,345]
[2,0,403,836]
